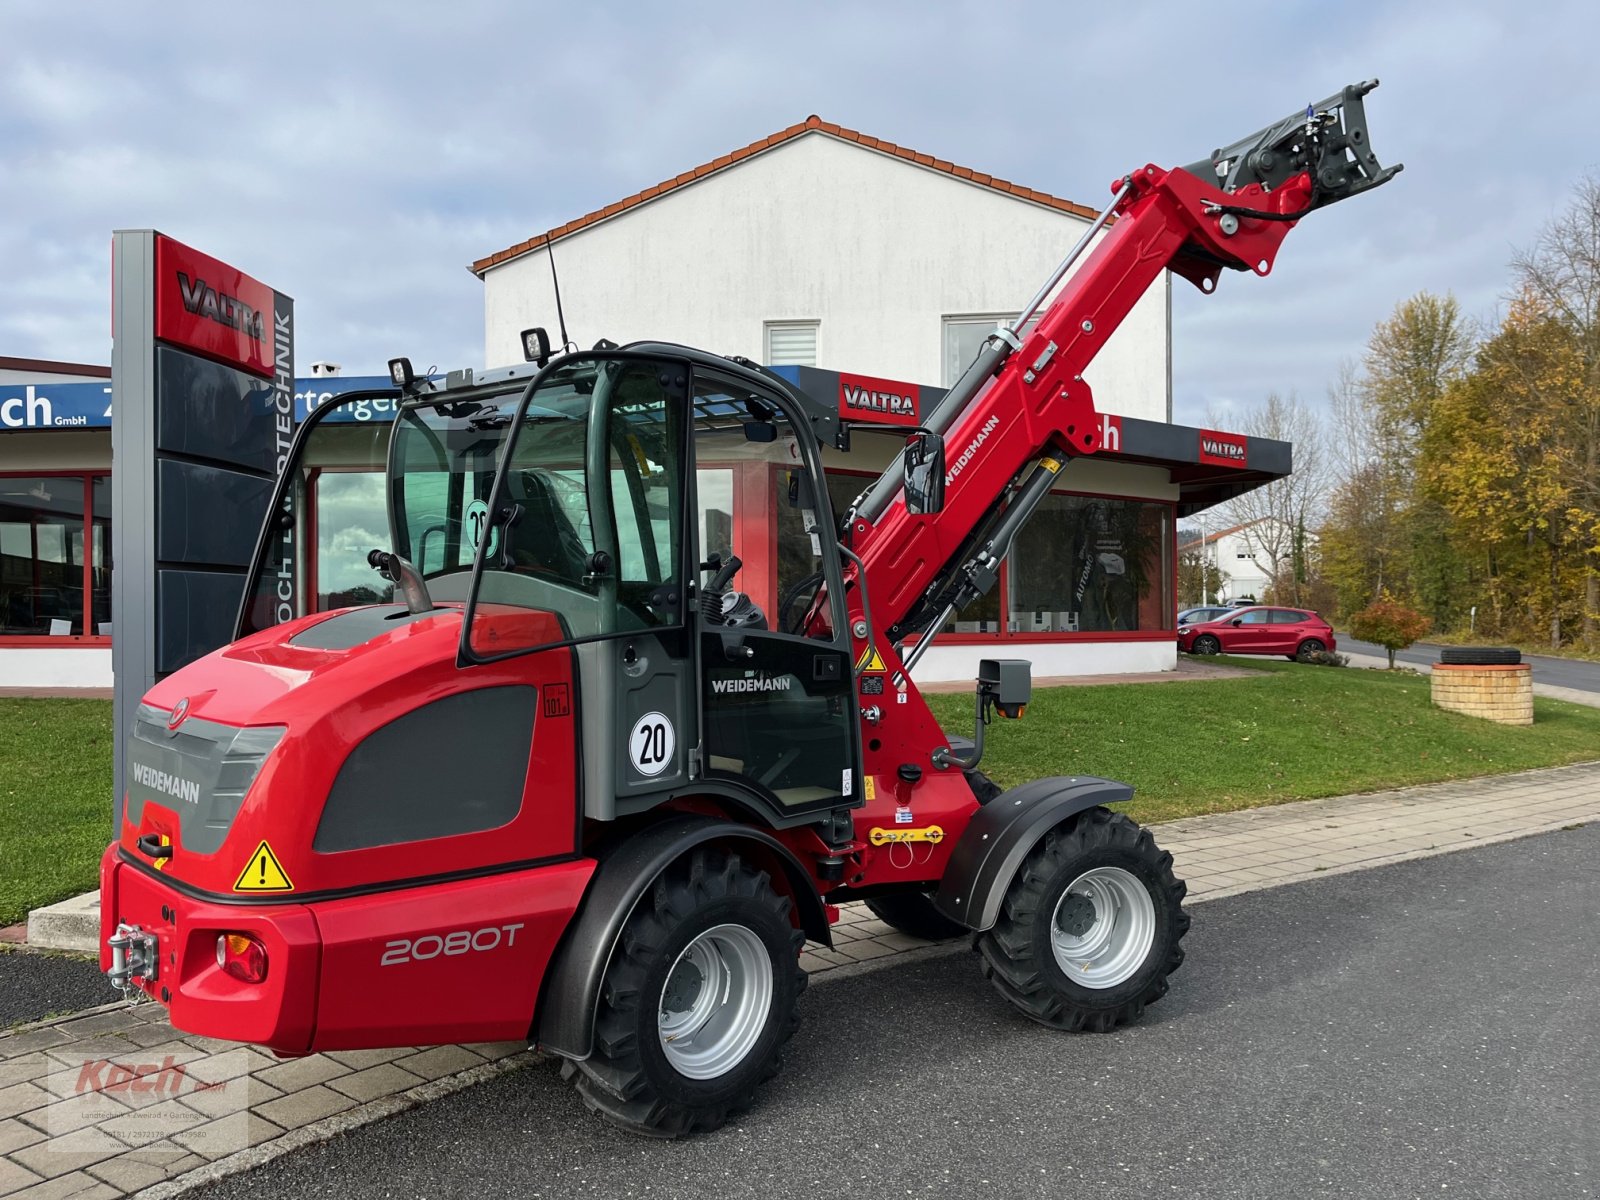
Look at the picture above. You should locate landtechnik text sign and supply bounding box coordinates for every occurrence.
[109,231,295,825]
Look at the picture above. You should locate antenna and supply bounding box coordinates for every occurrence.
[544,234,575,353]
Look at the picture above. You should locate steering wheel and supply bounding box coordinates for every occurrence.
[777,571,827,636]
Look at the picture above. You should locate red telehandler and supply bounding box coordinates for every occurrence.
[103,82,1399,1135]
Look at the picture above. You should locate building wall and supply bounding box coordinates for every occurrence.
[482,133,1170,421]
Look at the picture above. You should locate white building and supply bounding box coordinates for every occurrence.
[476,117,1287,680]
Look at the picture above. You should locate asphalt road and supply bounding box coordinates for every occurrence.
[1340,637,1600,694]
[194,826,1600,1200]
[0,947,111,1028]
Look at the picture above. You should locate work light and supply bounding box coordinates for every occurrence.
[388,357,415,388]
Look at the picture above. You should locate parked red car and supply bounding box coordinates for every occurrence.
[1177,605,1337,661]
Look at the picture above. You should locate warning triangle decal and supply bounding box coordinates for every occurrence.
[233,840,295,893]
[855,645,887,673]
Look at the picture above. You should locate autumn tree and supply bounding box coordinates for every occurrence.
[1512,175,1600,648]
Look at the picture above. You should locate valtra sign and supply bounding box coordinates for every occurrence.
[1198,428,1248,468]
[838,371,919,426]
[154,237,276,378]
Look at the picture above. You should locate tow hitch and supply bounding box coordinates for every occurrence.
[106,922,159,995]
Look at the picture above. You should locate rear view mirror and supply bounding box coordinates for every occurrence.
[903,432,945,516]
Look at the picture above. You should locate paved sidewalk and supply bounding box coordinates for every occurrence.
[3,760,1598,1199]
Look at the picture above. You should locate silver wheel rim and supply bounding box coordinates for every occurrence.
[1049,866,1157,989]
[658,923,773,1079]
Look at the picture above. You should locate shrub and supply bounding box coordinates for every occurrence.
[1348,595,1432,668]
[1302,649,1349,667]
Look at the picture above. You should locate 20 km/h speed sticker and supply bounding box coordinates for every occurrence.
[629,712,675,777]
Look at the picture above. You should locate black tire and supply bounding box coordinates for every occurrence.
[1192,634,1221,656]
[1295,638,1326,662]
[975,807,1188,1032]
[563,848,805,1137]
[864,767,999,941]
[1439,646,1521,666]
[864,892,967,941]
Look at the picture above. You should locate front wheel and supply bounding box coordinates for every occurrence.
[1191,634,1221,656]
[976,808,1188,1032]
[563,848,805,1137]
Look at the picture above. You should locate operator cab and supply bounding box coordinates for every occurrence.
[238,348,863,834]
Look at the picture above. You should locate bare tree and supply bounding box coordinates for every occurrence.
[1209,392,1329,602]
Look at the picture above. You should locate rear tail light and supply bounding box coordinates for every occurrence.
[216,933,268,983]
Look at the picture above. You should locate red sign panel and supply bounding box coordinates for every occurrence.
[1198,428,1249,468]
[1098,413,1123,453]
[838,372,919,427]
[154,236,275,378]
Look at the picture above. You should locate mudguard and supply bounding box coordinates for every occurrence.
[933,775,1134,931]
[534,813,830,1059]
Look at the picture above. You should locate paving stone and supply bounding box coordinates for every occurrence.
[390,1046,487,1082]
[47,1016,139,1042]
[183,1048,275,1086]
[38,1043,137,1073]
[0,1032,70,1057]
[177,1075,282,1120]
[465,1042,528,1061]
[113,1024,185,1050]
[0,1118,46,1157]
[834,940,895,962]
[326,1063,424,1103]
[175,1036,243,1056]
[85,1145,204,1195]
[874,932,930,953]
[249,1055,350,1094]
[0,1060,52,1091]
[4,1170,116,1200]
[170,1111,282,1161]
[8,1127,126,1181]
[322,1048,413,1070]
[96,1097,209,1148]
[0,1159,44,1197]
[0,1086,52,1123]
[799,952,838,974]
[253,1084,354,1132]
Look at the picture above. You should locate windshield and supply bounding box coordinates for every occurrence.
[465,355,686,661]
[390,395,522,580]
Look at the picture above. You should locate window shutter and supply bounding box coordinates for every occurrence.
[765,321,818,367]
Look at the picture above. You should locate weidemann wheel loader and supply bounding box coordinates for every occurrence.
[103,82,1399,1135]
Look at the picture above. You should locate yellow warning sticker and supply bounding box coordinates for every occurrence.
[863,776,877,802]
[233,841,294,893]
[855,645,887,672]
[869,825,945,846]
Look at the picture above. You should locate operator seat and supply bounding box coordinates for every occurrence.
[505,469,590,579]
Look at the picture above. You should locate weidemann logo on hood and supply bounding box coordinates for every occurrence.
[946,414,1001,485]
[711,675,794,694]
[131,762,201,805]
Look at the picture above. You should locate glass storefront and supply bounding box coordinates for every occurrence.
[0,474,110,638]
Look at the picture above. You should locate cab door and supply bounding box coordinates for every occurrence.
[690,372,860,819]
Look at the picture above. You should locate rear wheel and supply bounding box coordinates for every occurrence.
[563,848,804,1137]
[976,808,1188,1032]
[1192,634,1221,656]
[1295,638,1326,661]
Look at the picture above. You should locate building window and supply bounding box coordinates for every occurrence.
[0,474,110,638]
[1007,494,1173,634]
[942,314,1040,387]
[765,321,818,367]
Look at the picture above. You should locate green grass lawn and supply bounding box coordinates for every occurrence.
[4,662,1599,924]
[925,656,1600,825]
[0,699,113,927]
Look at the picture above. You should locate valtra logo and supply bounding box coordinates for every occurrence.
[837,372,919,427]
[1198,429,1249,468]
[177,273,266,343]
[153,235,277,378]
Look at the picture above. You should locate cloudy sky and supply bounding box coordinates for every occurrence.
[4,0,1594,426]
